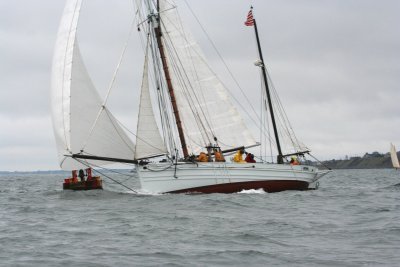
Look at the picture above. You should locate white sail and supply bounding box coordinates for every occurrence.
[135,48,167,159]
[51,0,135,170]
[159,0,256,154]
[390,143,399,168]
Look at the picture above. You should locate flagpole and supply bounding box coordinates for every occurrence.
[249,8,284,164]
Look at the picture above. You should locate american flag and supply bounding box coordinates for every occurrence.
[244,9,254,26]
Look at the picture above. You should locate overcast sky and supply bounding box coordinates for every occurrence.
[1,0,399,171]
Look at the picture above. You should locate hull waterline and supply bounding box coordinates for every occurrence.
[167,180,309,194]
[137,162,328,194]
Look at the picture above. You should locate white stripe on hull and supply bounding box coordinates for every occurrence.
[137,162,326,193]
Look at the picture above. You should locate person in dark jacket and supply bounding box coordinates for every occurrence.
[78,169,85,182]
[245,153,256,163]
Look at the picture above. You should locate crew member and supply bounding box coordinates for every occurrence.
[214,149,226,162]
[71,170,78,183]
[78,169,85,182]
[233,149,246,163]
[245,153,256,163]
[196,152,208,162]
[290,156,300,165]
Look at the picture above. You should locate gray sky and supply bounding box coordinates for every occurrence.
[1,0,399,171]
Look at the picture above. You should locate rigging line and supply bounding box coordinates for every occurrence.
[307,153,332,170]
[60,0,82,150]
[261,72,274,162]
[152,52,178,153]
[266,70,300,146]
[145,163,174,172]
[173,7,216,134]
[260,68,295,153]
[180,1,291,151]
[260,73,263,160]
[139,27,166,147]
[160,28,214,144]
[159,13,219,141]
[163,45,212,147]
[158,34,212,148]
[103,109,136,154]
[137,18,174,153]
[269,82,294,147]
[267,71,304,151]
[167,24,266,143]
[156,65,179,154]
[135,34,168,156]
[162,38,215,143]
[259,72,276,149]
[182,0,261,122]
[160,6,265,144]
[138,6,177,155]
[81,10,138,151]
[73,157,138,193]
[111,111,167,154]
[148,26,178,154]
[162,2,267,151]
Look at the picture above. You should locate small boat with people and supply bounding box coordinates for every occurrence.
[63,168,103,190]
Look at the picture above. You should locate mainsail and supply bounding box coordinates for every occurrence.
[158,0,256,154]
[51,0,135,170]
[390,143,399,169]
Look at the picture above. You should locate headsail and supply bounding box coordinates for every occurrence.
[158,0,256,154]
[135,45,167,159]
[390,143,399,169]
[51,0,135,170]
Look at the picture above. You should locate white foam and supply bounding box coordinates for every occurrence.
[127,189,164,196]
[237,188,266,194]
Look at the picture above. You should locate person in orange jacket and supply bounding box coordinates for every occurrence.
[214,149,226,162]
[196,152,209,162]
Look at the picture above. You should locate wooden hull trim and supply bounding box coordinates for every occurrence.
[167,180,309,194]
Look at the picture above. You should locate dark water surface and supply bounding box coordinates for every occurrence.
[1,169,399,266]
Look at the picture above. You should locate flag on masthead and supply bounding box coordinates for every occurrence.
[244,8,254,26]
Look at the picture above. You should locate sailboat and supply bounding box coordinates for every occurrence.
[390,143,400,169]
[51,0,330,193]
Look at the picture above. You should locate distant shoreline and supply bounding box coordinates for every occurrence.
[321,152,398,170]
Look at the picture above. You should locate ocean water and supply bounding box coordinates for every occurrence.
[0,169,399,266]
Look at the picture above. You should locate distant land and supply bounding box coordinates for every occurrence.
[320,151,399,170]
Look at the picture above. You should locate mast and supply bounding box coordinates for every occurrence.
[250,8,284,164]
[153,0,189,158]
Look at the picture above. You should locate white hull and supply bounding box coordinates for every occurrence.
[137,162,329,193]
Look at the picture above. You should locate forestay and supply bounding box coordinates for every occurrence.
[51,0,135,170]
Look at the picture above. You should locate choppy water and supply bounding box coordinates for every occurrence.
[1,169,399,266]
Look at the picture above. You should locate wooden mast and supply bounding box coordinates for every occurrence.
[251,7,284,164]
[154,0,189,158]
